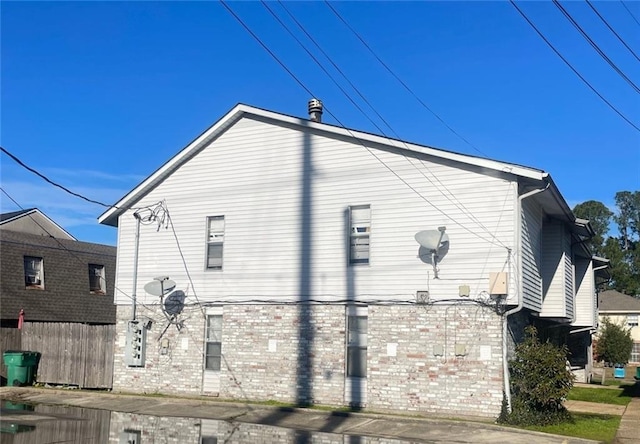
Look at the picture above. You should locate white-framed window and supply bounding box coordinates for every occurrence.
[88,264,106,294]
[206,216,225,270]
[349,205,370,265]
[24,256,44,289]
[346,307,368,378]
[631,342,640,363]
[627,314,639,328]
[205,314,223,371]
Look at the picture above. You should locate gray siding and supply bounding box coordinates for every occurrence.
[521,199,542,311]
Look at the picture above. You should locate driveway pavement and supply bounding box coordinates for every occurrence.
[0,387,604,443]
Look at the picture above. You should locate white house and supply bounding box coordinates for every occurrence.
[99,101,608,418]
[598,290,640,364]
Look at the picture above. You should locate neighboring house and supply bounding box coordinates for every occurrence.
[0,208,117,387]
[598,290,640,364]
[98,102,608,418]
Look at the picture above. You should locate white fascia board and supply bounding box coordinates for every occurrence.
[98,103,548,226]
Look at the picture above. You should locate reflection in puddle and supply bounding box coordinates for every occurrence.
[0,402,417,444]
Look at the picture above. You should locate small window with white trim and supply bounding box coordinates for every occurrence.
[206,216,224,270]
[205,314,223,371]
[89,264,106,294]
[346,306,368,378]
[628,314,639,328]
[349,205,370,265]
[24,256,44,289]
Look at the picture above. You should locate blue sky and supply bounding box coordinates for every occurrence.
[2,1,639,246]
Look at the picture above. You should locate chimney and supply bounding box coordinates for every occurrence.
[308,98,323,123]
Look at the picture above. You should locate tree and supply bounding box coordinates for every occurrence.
[595,317,633,366]
[573,192,640,296]
[500,326,573,426]
[573,200,613,257]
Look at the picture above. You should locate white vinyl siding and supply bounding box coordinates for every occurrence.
[540,219,574,320]
[572,258,596,327]
[113,117,517,306]
[521,199,543,311]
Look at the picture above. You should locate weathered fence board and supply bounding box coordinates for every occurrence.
[0,327,22,381]
[16,322,114,388]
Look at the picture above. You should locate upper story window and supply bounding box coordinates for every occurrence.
[206,216,225,270]
[628,314,639,328]
[24,256,44,289]
[349,205,370,265]
[89,264,106,294]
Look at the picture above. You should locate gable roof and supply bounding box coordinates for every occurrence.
[599,290,640,312]
[98,103,575,228]
[0,208,36,223]
[0,229,117,324]
[0,208,76,240]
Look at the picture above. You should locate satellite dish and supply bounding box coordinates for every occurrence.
[415,228,448,251]
[164,290,186,316]
[144,279,176,296]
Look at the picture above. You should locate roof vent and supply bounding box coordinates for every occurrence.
[308,98,323,122]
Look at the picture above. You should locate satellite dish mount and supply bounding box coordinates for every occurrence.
[415,226,449,279]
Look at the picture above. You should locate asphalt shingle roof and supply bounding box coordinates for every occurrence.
[0,230,117,324]
[598,290,640,312]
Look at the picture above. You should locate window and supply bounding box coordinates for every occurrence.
[347,312,368,378]
[206,216,225,270]
[628,314,639,328]
[631,342,640,364]
[89,264,106,293]
[349,205,370,265]
[205,315,222,371]
[24,256,44,289]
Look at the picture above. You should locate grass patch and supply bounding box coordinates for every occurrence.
[568,387,632,406]
[522,413,620,444]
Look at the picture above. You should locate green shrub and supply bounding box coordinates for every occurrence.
[499,325,574,426]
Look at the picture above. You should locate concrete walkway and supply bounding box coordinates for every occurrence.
[614,397,640,444]
[0,387,601,444]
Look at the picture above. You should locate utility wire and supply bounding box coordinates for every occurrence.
[586,0,640,63]
[323,1,488,158]
[1,146,114,208]
[0,187,145,308]
[620,0,640,28]
[509,0,640,132]
[553,0,640,94]
[221,0,506,247]
[267,1,507,248]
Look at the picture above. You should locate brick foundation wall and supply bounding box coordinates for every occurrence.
[112,302,504,417]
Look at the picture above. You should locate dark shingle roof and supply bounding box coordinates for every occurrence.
[0,208,36,223]
[0,230,117,324]
[599,290,640,312]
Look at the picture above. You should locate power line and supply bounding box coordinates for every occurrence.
[1,146,114,208]
[553,0,640,94]
[0,186,143,307]
[620,0,640,28]
[323,1,488,158]
[509,0,640,132]
[268,1,507,248]
[221,0,507,247]
[586,0,640,63]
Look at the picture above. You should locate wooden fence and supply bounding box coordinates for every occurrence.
[0,327,22,383]
[1,322,115,389]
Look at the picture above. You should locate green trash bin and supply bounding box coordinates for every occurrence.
[3,351,40,387]
[635,366,640,380]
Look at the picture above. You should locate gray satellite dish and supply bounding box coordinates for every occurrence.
[144,279,176,296]
[164,290,186,316]
[415,228,448,251]
[415,227,449,279]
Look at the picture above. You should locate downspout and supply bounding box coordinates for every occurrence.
[503,181,550,413]
[132,212,141,321]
